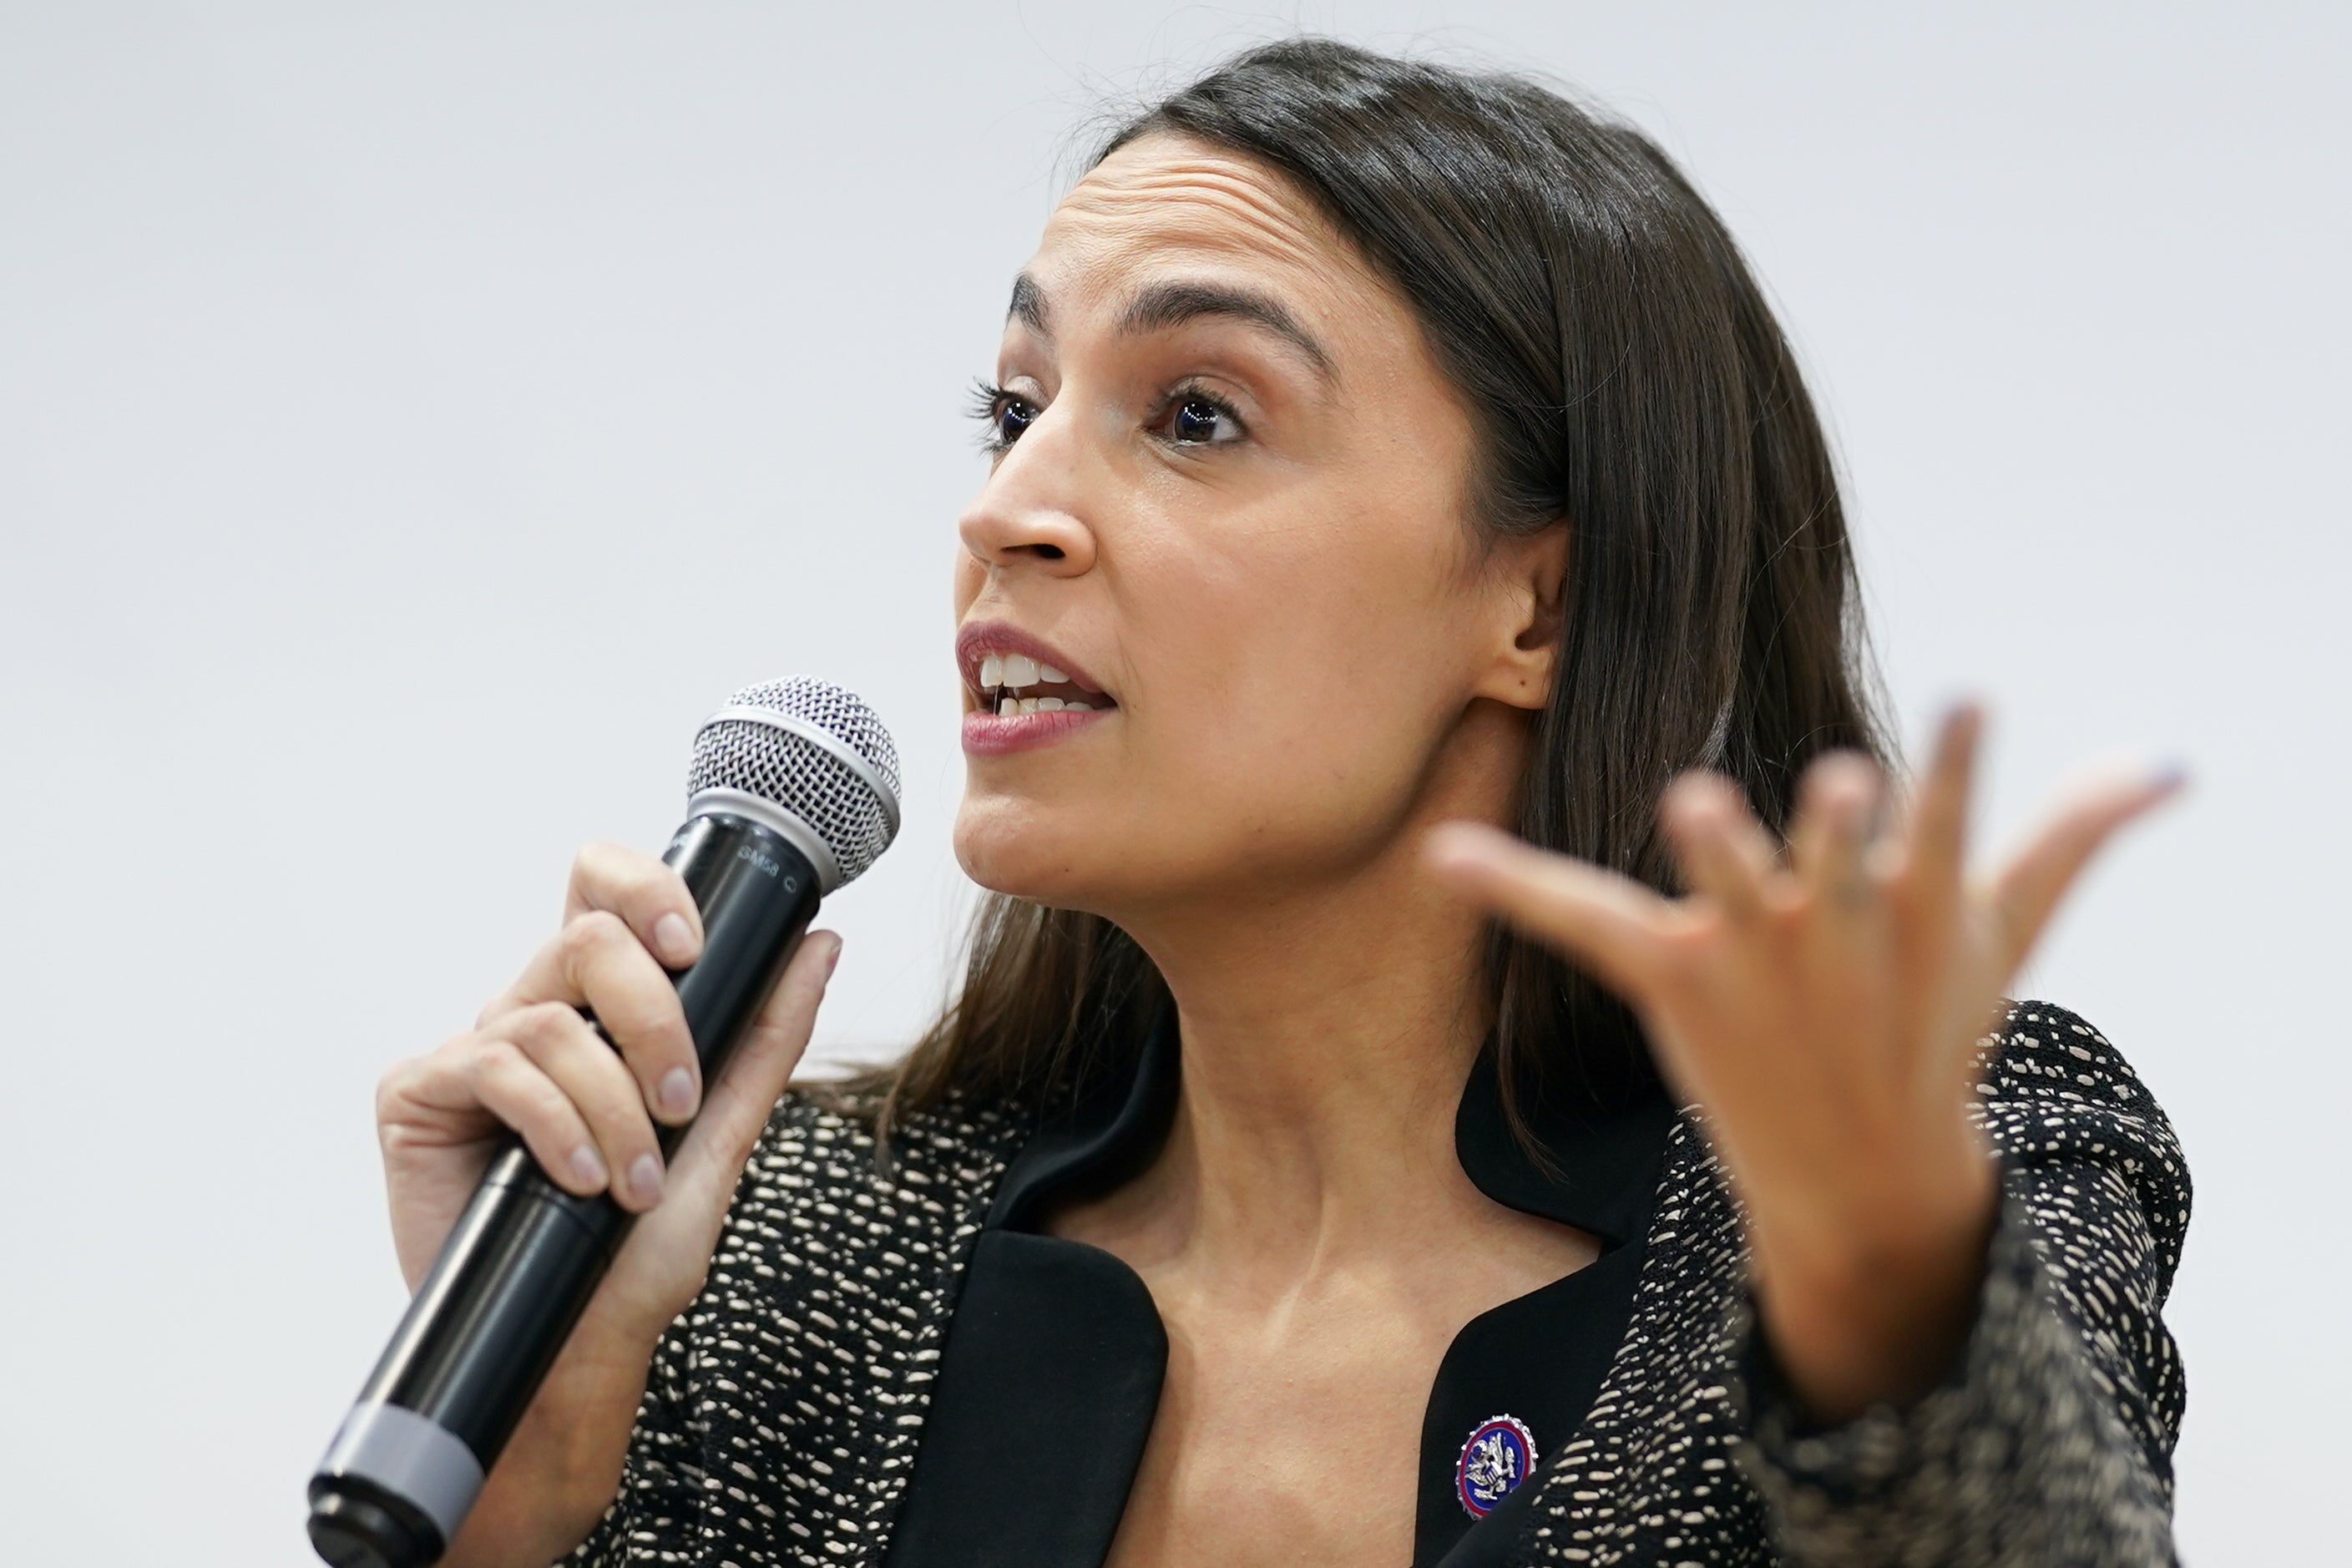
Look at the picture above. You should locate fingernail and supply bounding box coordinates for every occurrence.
[2150,759,2190,792]
[654,912,696,965]
[825,938,843,979]
[629,1152,665,1206]
[658,1066,698,1120]
[569,1145,608,1190]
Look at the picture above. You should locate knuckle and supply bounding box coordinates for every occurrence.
[474,1033,528,1076]
[575,1040,650,1120]
[581,840,670,903]
[571,839,625,885]
[503,1002,583,1056]
[606,1047,676,1116]
[484,1049,575,1135]
[587,1090,658,1156]
[524,1071,580,1129]
[560,908,631,964]
[601,981,689,1060]
[615,844,677,893]
[461,1037,525,1102]
[373,1054,427,1119]
[611,854,664,900]
[635,997,694,1059]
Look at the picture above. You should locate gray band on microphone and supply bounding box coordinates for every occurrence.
[315,1401,485,1549]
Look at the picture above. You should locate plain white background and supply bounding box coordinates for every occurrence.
[1,3,2343,1560]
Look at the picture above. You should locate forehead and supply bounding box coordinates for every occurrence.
[1028,134,1389,322]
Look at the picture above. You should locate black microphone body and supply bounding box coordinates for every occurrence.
[307,811,822,1568]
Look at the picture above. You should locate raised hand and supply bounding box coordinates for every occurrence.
[1426,705,2183,1423]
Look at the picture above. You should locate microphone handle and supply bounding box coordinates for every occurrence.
[307,812,824,1568]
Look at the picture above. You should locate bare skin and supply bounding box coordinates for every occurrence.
[371,129,2179,1568]
[953,133,2180,1563]
[1041,1100,1596,1566]
[1428,716,2183,1426]
[952,137,1586,1565]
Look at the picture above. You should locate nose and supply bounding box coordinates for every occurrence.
[956,417,1099,579]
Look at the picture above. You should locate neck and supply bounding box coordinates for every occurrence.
[1109,731,1520,1276]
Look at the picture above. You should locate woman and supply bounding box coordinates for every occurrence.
[376,39,2189,1567]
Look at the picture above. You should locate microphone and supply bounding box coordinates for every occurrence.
[306,677,902,1568]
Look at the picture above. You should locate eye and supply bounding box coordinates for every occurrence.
[968,378,1038,453]
[1159,386,1246,448]
[994,398,1034,447]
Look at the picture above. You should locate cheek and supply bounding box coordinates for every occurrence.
[1113,548,1464,861]
[946,475,1485,903]
[1161,672,1436,833]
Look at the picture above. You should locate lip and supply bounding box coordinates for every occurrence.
[953,619,1110,701]
[961,703,1113,756]
[954,618,1115,758]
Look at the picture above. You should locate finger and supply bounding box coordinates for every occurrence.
[495,1001,669,1211]
[1424,822,1677,999]
[377,1039,504,1141]
[1987,762,2187,975]
[666,931,843,1207]
[492,910,703,1126]
[1658,771,1779,923]
[463,1034,614,1201]
[477,844,701,1032]
[566,841,704,969]
[1899,702,1984,915]
[1788,751,1884,916]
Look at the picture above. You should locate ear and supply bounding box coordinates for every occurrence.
[1473,522,1570,711]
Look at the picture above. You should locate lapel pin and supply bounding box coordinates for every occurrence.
[1456,1414,1537,1517]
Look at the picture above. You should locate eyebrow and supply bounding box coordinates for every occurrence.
[1004,271,1336,383]
[1008,273,1049,336]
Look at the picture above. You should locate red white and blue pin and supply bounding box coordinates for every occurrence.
[1456,1414,1537,1517]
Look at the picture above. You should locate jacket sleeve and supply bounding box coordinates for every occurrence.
[560,1298,708,1565]
[1726,1000,2191,1567]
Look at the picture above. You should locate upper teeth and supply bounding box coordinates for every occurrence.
[975,647,1094,716]
[978,650,1072,691]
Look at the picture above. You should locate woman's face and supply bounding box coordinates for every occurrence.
[952,134,1558,920]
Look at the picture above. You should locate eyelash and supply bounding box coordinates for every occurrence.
[966,377,1247,454]
[966,377,1019,453]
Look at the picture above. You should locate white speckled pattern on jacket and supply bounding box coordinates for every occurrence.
[567,1000,2187,1566]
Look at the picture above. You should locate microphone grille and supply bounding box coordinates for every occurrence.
[686,676,902,888]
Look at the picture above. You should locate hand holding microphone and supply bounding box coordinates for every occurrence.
[309,679,901,1568]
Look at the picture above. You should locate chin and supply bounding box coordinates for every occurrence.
[953,793,1102,908]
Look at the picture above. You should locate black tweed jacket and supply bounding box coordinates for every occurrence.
[568,1000,2188,1566]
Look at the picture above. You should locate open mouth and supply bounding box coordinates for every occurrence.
[969,648,1117,716]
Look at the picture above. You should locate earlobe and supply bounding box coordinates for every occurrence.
[1480,523,1571,711]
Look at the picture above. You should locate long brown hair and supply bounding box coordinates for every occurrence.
[849,38,1892,1146]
